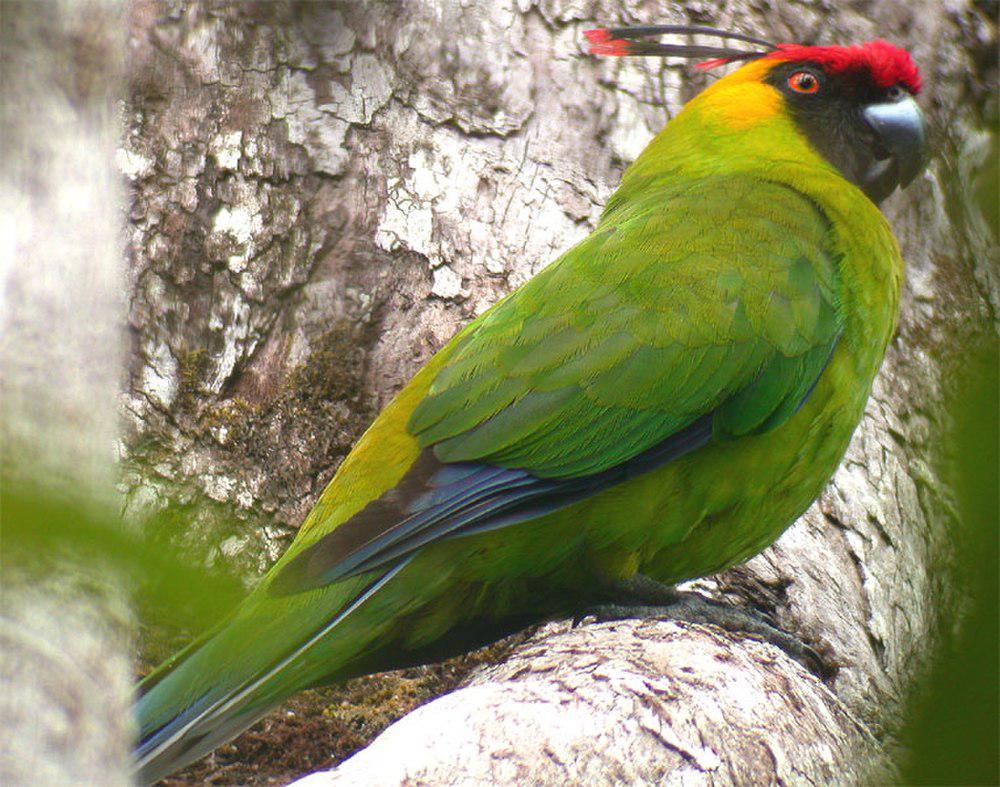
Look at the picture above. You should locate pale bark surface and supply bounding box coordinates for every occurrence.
[295,620,896,787]
[0,1,132,785]
[118,1,997,784]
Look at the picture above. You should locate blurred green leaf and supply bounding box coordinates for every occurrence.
[900,333,999,785]
[1,482,244,635]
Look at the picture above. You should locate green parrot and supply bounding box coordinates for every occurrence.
[135,25,926,782]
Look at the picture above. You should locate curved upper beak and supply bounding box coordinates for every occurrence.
[860,96,926,202]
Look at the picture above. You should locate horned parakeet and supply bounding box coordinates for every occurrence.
[135,25,925,781]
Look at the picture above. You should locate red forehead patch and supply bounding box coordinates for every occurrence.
[766,40,921,94]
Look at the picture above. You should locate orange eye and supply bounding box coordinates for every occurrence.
[788,71,820,94]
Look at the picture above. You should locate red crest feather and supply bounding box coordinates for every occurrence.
[766,41,921,94]
[585,26,921,95]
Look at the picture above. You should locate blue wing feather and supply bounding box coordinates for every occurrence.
[270,414,714,594]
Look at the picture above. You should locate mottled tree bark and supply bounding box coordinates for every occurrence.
[0,1,132,784]
[119,1,996,784]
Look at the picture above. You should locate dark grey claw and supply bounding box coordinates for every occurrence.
[576,575,834,678]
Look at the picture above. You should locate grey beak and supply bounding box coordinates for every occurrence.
[861,96,926,200]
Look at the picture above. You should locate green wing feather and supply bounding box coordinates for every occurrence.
[409,175,842,477]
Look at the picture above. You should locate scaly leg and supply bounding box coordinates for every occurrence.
[575,574,833,678]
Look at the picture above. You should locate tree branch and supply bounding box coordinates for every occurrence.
[0,1,131,784]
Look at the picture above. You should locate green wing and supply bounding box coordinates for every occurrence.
[267,174,843,592]
[409,175,842,478]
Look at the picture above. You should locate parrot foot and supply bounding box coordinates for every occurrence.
[574,576,832,678]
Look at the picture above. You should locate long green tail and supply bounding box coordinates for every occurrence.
[133,560,408,784]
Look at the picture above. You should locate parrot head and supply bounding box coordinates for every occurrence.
[586,25,925,204]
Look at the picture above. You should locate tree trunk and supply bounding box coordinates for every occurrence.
[119,1,996,784]
[0,1,132,785]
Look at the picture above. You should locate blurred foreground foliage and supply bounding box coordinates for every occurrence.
[900,331,999,784]
[0,486,244,641]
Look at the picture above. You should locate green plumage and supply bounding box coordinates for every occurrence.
[135,54,906,782]
[411,177,842,476]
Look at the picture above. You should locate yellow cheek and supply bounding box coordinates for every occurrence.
[686,58,787,130]
[702,81,783,129]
